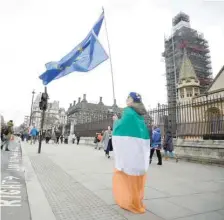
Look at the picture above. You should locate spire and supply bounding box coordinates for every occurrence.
[179,49,198,83]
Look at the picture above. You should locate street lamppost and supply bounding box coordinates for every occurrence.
[29,90,35,127]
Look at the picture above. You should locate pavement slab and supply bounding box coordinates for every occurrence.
[22,142,224,220]
[1,140,31,220]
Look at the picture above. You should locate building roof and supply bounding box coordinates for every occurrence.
[179,49,198,82]
[67,96,122,116]
[206,65,224,93]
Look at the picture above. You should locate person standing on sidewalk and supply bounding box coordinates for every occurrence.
[1,120,14,151]
[72,133,76,144]
[102,126,112,158]
[60,134,64,144]
[56,130,60,144]
[112,92,150,214]
[163,130,178,162]
[64,133,68,144]
[76,133,80,145]
[45,130,51,144]
[30,126,38,144]
[105,128,113,159]
[150,126,162,165]
[95,131,103,150]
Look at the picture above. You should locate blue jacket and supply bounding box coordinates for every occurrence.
[30,128,38,136]
[151,128,161,148]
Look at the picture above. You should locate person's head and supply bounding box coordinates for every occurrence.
[166,130,172,135]
[126,92,142,106]
[107,126,111,131]
[153,125,157,130]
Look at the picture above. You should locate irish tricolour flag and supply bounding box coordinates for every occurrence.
[112,107,150,176]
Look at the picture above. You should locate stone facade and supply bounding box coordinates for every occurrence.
[66,94,123,135]
[177,50,224,139]
[23,115,30,127]
[174,139,224,165]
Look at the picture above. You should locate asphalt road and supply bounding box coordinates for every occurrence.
[1,139,31,220]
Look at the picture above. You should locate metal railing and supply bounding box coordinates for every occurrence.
[149,93,224,140]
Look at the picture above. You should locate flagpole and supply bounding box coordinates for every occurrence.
[102,7,116,103]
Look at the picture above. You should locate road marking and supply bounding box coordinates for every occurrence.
[0,145,22,207]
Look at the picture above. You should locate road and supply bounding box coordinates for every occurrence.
[1,139,31,220]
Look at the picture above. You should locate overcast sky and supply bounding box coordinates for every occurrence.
[0,0,224,126]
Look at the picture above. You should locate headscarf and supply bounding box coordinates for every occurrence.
[128,92,147,115]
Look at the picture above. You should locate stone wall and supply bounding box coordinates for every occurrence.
[174,139,224,166]
[80,137,224,166]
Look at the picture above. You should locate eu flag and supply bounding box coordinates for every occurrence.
[39,12,108,85]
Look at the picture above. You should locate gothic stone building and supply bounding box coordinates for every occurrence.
[177,49,224,139]
[66,94,123,135]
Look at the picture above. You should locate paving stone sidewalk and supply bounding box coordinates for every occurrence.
[22,143,224,220]
[1,140,31,220]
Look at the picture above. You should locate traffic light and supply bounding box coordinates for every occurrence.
[39,92,48,111]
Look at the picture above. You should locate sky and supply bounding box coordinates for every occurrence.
[0,0,224,126]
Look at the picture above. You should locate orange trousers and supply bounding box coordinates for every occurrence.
[113,169,147,214]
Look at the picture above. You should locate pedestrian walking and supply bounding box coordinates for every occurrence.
[72,133,75,144]
[45,130,51,144]
[51,131,56,144]
[163,130,178,162]
[30,126,38,144]
[112,92,150,214]
[102,126,112,158]
[94,132,103,149]
[76,133,80,145]
[1,120,14,151]
[56,130,60,144]
[94,133,99,148]
[64,133,68,144]
[60,135,64,144]
[150,126,162,165]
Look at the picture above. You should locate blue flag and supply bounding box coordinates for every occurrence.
[39,12,108,85]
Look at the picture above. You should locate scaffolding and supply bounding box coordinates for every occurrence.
[162,12,213,135]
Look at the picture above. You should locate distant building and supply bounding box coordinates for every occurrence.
[66,94,123,135]
[31,93,65,131]
[23,115,30,127]
[59,108,67,125]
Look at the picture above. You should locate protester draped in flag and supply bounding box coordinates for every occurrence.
[112,92,150,214]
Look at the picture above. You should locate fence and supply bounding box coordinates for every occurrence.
[73,112,116,137]
[73,111,152,137]
[149,92,224,139]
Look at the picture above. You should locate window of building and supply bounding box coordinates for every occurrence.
[186,88,192,97]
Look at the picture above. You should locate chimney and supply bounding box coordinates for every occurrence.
[73,101,76,106]
[69,103,72,107]
[78,97,81,103]
[83,94,86,100]
[113,99,117,105]
[99,96,103,103]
